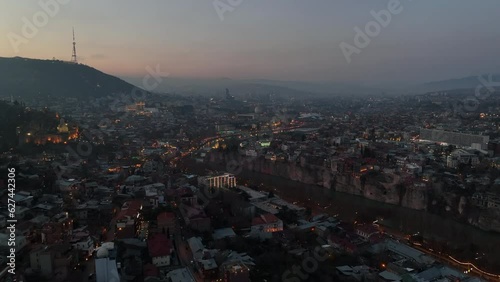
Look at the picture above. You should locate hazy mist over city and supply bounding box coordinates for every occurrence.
[2,1,500,282]
[2,1,500,87]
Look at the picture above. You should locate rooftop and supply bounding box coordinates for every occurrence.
[166,267,195,282]
[148,233,173,258]
[252,213,281,225]
[212,227,236,240]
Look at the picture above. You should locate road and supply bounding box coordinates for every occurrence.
[173,210,203,282]
[65,256,95,282]
[378,226,500,281]
[170,124,306,165]
[411,242,500,281]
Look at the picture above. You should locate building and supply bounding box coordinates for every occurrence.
[0,233,27,253]
[213,228,237,241]
[245,149,258,157]
[166,267,196,282]
[41,219,73,244]
[70,230,95,257]
[420,128,489,150]
[157,212,176,234]
[0,215,5,229]
[385,240,435,266]
[30,246,55,277]
[143,263,160,280]
[95,242,120,282]
[472,192,500,209]
[446,149,479,168]
[29,244,76,279]
[250,213,283,239]
[179,204,211,232]
[221,262,250,282]
[187,237,205,261]
[179,190,197,206]
[488,139,500,156]
[115,200,142,239]
[355,224,379,241]
[148,233,173,267]
[198,173,237,188]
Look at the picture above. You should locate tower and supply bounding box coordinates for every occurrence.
[225,88,234,100]
[71,27,78,63]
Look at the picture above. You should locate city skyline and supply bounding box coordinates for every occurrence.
[1,0,500,84]
[3,2,500,280]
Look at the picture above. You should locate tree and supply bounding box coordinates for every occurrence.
[446,145,455,154]
[360,175,367,188]
[305,207,312,218]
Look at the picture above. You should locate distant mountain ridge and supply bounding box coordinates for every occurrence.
[1,57,498,98]
[120,76,387,97]
[414,74,500,94]
[122,75,500,97]
[120,76,319,97]
[0,100,59,152]
[0,57,139,98]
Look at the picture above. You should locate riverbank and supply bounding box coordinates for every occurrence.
[180,157,500,272]
[237,169,500,273]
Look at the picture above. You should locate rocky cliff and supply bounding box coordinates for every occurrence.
[208,151,427,210]
[207,151,500,232]
[207,150,500,233]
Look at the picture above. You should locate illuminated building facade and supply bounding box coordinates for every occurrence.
[198,173,237,188]
[420,128,489,150]
[222,262,250,282]
[250,213,283,239]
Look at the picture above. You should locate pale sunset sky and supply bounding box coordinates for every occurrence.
[1,0,500,84]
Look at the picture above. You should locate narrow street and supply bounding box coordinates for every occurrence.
[173,209,203,282]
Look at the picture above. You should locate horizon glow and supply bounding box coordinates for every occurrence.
[1,0,500,84]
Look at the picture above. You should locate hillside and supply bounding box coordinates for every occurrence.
[0,57,139,98]
[415,74,500,93]
[121,76,387,97]
[0,101,59,152]
[121,76,320,98]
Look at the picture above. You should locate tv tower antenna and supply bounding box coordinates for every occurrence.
[71,27,78,63]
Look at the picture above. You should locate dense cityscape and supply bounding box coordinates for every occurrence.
[2,1,500,282]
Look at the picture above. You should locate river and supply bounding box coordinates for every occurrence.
[180,159,500,272]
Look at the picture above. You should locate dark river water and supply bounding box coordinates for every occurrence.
[182,160,500,271]
[237,170,500,272]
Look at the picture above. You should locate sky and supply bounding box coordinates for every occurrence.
[1,0,500,84]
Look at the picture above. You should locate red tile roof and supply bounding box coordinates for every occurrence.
[127,199,143,211]
[252,213,280,226]
[252,217,264,225]
[143,263,159,278]
[262,213,280,223]
[116,200,143,220]
[157,212,175,223]
[176,187,192,197]
[329,235,357,252]
[355,224,378,235]
[148,233,173,258]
